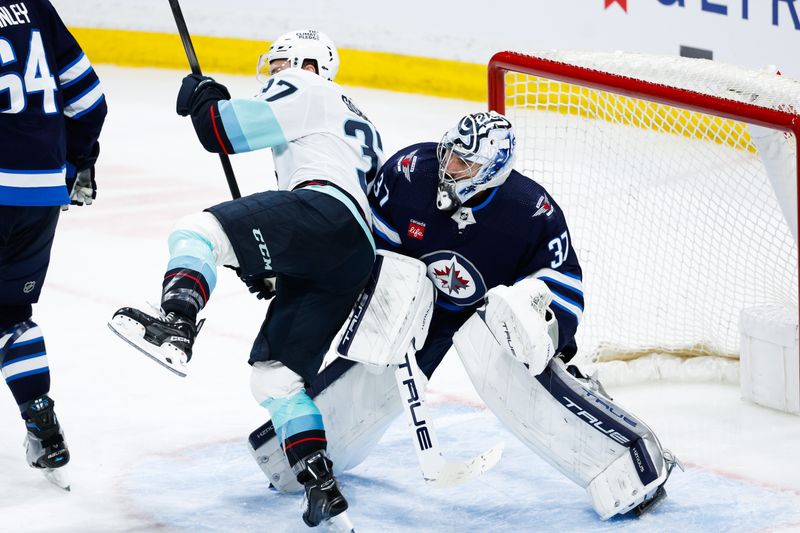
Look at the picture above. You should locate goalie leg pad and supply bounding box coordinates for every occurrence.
[335,250,434,367]
[587,433,668,519]
[453,313,672,519]
[249,358,402,492]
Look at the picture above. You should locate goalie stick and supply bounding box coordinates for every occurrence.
[166,0,241,199]
[395,346,504,487]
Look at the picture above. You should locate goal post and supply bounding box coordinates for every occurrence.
[487,51,800,400]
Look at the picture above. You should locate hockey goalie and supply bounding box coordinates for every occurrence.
[248,112,680,520]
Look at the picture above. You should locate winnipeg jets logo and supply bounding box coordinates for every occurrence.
[396,149,419,181]
[433,261,470,294]
[533,194,554,218]
[422,251,486,307]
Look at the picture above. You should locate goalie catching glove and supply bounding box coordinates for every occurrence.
[483,277,556,376]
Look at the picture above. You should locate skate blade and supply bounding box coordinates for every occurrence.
[108,316,188,377]
[427,442,504,488]
[324,511,355,533]
[42,466,71,491]
[634,485,667,517]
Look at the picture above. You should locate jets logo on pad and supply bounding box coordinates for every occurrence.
[421,251,487,307]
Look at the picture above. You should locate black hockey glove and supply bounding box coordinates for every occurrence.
[63,142,100,210]
[176,74,231,117]
[245,276,277,300]
[67,166,97,206]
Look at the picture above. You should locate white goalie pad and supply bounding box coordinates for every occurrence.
[453,313,670,519]
[249,361,403,493]
[334,250,435,367]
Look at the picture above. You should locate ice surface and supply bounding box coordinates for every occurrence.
[1,66,799,533]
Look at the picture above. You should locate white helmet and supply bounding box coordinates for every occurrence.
[257,29,339,82]
[436,111,516,210]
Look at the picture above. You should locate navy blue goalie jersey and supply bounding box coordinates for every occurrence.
[369,142,584,354]
[0,0,106,206]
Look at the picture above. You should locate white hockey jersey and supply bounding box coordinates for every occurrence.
[216,68,384,220]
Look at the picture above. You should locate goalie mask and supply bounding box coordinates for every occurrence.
[257,29,340,83]
[436,111,516,210]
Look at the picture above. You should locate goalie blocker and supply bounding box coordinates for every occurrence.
[249,255,678,518]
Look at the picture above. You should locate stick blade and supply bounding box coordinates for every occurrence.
[426,442,504,488]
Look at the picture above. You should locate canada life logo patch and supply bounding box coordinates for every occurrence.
[421,251,487,307]
[408,219,426,240]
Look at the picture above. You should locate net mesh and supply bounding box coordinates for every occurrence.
[499,52,800,364]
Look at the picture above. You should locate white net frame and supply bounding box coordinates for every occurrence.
[488,51,800,376]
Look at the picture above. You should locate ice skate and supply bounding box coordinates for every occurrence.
[108,306,202,377]
[293,450,354,530]
[632,450,683,517]
[23,395,71,491]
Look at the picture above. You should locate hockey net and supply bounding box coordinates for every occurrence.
[488,51,800,384]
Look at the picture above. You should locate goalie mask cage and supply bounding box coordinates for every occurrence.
[488,51,800,368]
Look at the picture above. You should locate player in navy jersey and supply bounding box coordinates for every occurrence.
[0,0,106,489]
[369,111,582,377]
[249,112,678,519]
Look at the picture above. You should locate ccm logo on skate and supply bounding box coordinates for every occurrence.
[398,352,432,451]
[252,228,273,270]
[562,397,630,445]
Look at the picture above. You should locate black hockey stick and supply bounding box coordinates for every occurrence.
[167,0,241,199]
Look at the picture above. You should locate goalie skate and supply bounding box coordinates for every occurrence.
[108,307,202,377]
[632,451,683,517]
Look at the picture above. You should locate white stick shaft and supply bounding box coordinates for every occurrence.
[394,347,446,481]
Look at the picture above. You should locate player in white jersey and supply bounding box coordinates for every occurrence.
[109,29,381,530]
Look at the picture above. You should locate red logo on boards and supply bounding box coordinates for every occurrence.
[604,0,627,12]
[408,219,426,240]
